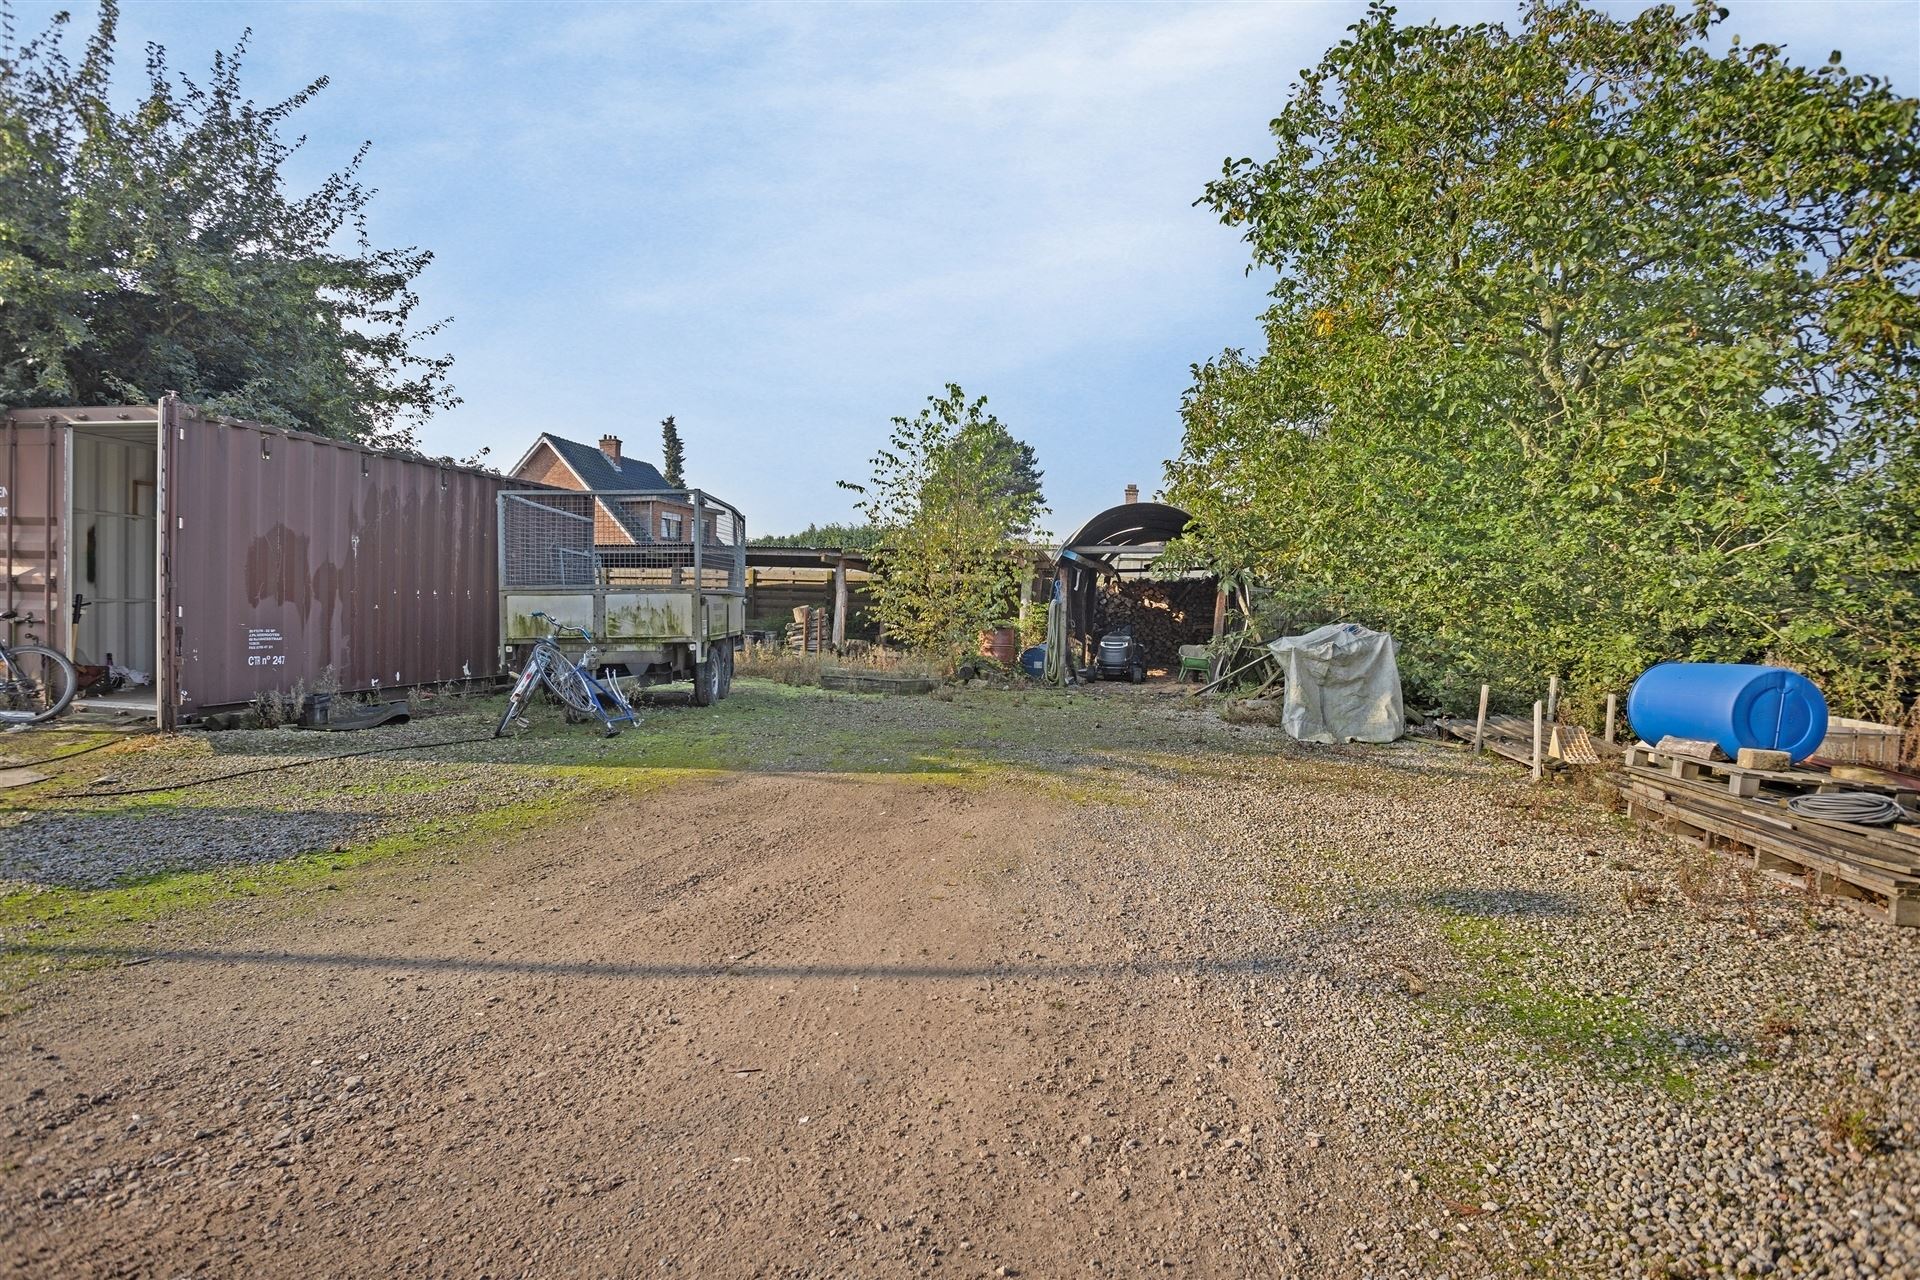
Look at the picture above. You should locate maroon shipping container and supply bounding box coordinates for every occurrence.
[0,396,513,728]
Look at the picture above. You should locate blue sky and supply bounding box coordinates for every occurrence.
[20,1,1920,537]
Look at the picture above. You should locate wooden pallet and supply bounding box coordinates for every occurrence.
[1551,723,1600,765]
[1617,767,1920,927]
[1440,714,1549,770]
[818,668,936,696]
[1441,714,1615,771]
[1622,742,1920,805]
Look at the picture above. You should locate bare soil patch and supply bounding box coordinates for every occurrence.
[3,772,1375,1278]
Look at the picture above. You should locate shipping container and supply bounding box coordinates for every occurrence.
[0,395,514,728]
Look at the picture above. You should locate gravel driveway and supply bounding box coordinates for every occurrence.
[0,682,1913,1277]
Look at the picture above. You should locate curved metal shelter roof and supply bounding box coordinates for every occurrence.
[1056,501,1192,561]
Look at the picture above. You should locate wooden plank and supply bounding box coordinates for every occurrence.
[1630,745,1911,798]
[1620,771,1920,878]
[1621,784,1913,926]
[1620,774,1917,881]
[1619,780,1918,897]
[1623,766,1920,864]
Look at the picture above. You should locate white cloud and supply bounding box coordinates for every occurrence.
[25,0,1914,532]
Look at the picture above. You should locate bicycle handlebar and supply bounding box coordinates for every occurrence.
[528,610,593,642]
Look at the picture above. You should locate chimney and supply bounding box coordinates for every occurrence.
[599,434,622,463]
[1124,483,1139,504]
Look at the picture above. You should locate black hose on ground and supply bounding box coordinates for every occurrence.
[0,729,160,768]
[30,732,502,801]
[1784,791,1912,827]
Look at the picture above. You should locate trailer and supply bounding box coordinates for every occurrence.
[498,487,746,703]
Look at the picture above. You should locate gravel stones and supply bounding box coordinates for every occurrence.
[1080,707,1920,1278]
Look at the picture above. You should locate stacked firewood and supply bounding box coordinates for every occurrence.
[1090,579,1215,666]
[787,606,830,653]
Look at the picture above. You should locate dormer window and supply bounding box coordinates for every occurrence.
[660,512,684,540]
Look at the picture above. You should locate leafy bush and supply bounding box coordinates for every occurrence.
[1169,1,1920,722]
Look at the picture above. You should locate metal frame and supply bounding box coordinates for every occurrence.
[497,487,746,660]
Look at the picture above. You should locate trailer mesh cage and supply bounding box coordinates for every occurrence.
[500,489,745,592]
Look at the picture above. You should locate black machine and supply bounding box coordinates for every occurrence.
[1086,627,1148,684]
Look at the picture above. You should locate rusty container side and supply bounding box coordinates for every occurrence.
[164,406,510,720]
[0,417,68,645]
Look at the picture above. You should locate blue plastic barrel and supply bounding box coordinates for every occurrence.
[1019,645,1047,680]
[1625,663,1829,762]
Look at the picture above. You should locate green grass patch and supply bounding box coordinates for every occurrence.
[1433,915,1727,1093]
[0,778,597,1011]
[482,678,1210,784]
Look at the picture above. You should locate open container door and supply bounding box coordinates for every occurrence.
[0,415,67,657]
[156,394,182,728]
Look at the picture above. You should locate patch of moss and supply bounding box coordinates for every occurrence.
[0,780,595,1010]
[1433,915,1726,1094]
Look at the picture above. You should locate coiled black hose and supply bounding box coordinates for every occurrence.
[1785,791,1912,827]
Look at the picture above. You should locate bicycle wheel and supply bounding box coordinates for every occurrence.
[0,644,78,723]
[543,658,602,717]
[495,650,548,737]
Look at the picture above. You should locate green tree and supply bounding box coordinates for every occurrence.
[660,414,685,488]
[0,2,455,446]
[843,385,1047,656]
[752,521,885,550]
[1169,0,1919,718]
[976,423,1044,511]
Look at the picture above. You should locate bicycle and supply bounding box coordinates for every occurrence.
[0,609,77,724]
[494,612,638,739]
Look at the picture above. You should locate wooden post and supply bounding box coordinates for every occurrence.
[1546,675,1560,722]
[1531,700,1545,782]
[1604,693,1618,746]
[1473,683,1490,754]
[1212,586,1228,639]
[831,557,848,651]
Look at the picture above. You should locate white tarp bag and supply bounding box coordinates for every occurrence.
[1266,623,1404,745]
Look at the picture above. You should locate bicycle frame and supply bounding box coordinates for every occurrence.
[503,614,638,736]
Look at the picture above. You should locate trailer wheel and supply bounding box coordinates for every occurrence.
[717,643,735,699]
[692,653,721,706]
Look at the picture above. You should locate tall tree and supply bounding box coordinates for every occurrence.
[0,2,455,446]
[843,385,1047,656]
[1169,0,1919,717]
[975,424,1044,511]
[660,415,686,487]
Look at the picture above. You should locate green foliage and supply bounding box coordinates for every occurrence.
[1168,0,1920,720]
[843,384,1047,656]
[660,414,685,487]
[753,521,886,549]
[0,2,455,446]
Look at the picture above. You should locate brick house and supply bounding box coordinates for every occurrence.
[507,432,703,548]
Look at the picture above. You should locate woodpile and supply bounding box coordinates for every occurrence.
[1089,579,1215,666]
[787,606,829,653]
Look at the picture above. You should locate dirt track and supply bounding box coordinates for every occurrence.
[2,772,1373,1278]
[7,683,1918,1279]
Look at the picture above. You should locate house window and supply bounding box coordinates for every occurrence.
[660,513,684,540]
